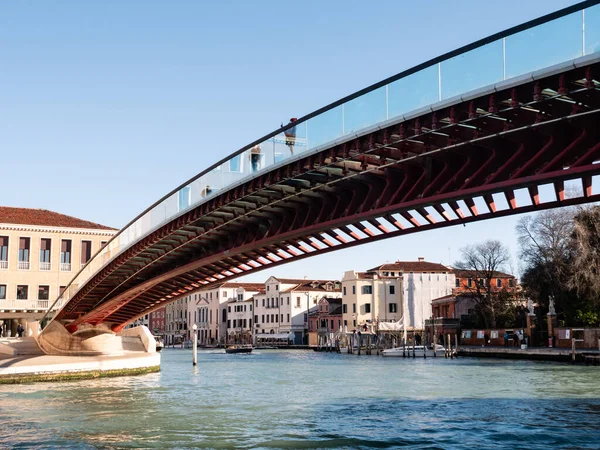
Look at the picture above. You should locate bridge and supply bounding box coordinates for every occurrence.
[42,1,600,343]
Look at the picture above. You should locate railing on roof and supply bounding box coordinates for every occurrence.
[43,1,600,324]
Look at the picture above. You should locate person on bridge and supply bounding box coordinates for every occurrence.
[282,118,297,155]
[249,144,262,172]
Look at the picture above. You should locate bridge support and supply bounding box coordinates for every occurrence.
[36,322,156,356]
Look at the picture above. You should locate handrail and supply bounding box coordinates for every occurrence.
[43,0,600,324]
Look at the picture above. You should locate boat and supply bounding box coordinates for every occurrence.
[382,344,446,357]
[225,345,253,354]
[153,335,164,352]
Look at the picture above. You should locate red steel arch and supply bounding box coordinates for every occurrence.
[56,63,600,332]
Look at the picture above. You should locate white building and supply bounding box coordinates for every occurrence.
[341,258,454,331]
[253,277,342,345]
[181,282,263,345]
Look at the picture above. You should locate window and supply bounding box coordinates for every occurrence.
[101,241,107,248]
[227,320,231,328]
[233,320,236,328]
[296,297,301,307]
[40,238,51,270]
[17,285,28,300]
[262,299,265,307]
[18,237,30,269]
[60,240,72,271]
[455,278,460,288]
[352,303,356,314]
[467,278,473,288]
[287,297,290,305]
[497,279,503,288]
[280,314,283,322]
[266,315,270,323]
[382,271,389,276]
[389,303,397,313]
[342,304,347,314]
[352,286,356,295]
[365,303,371,313]
[286,314,289,322]
[509,279,515,287]
[344,320,347,327]
[391,272,395,276]
[255,299,258,307]
[81,240,92,267]
[343,286,346,295]
[38,285,50,300]
[0,285,5,299]
[0,236,8,268]
[271,314,274,323]
[255,315,258,324]
[228,306,231,313]
[237,293,244,301]
[275,285,278,291]
[267,285,270,292]
[362,286,372,295]
[389,285,395,295]
[261,314,264,323]
[275,315,279,323]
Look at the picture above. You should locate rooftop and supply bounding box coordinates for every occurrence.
[0,206,116,230]
[369,261,450,273]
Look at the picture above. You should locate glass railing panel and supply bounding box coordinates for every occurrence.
[585,4,600,55]
[164,192,179,220]
[199,167,223,199]
[440,40,504,100]
[506,11,582,79]
[343,86,386,134]
[306,105,343,150]
[388,64,439,119]
[220,157,247,188]
[149,202,167,229]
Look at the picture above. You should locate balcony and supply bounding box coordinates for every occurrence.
[60,262,71,272]
[0,299,50,311]
[18,261,30,270]
[39,261,51,271]
[0,260,7,270]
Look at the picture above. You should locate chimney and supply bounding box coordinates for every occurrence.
[418,257,425,262]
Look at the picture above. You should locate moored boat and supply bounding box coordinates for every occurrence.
[382,344,445,357]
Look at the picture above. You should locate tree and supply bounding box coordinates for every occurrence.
[454,240,512,328]
[516,208,576,306]
[516,206,600,327]
[570,206,600,306]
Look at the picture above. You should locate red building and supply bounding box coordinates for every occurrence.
[308,297,343,346]
[149,307,166,334]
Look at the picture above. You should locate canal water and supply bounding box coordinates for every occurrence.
[1,349,599,449]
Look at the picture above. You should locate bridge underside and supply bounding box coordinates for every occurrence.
[56,62,600,332]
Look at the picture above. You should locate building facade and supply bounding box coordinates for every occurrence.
[0,207,116,336]
[308,297,343,346]
[253,277,342,345]
[341,258,455,332]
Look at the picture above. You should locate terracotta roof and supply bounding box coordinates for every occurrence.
[283,280,341,293]
[368,261,450,273]
[454,270,515,279]
[271,278,311,285]
[431,294,455,304]
[220,282,265,292]
[356,272,375,280]
[0,206,116,230]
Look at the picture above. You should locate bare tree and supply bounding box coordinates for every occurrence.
[454,240,511,328]
[516,208,576,313]
[569,206,600,307]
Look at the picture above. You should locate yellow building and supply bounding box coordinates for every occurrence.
[0,207,117,336]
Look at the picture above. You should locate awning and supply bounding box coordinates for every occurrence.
[256,333,293,339]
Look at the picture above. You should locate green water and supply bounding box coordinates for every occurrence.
[1,349,599,449]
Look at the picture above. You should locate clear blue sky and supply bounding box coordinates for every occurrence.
[0,0,581,281]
